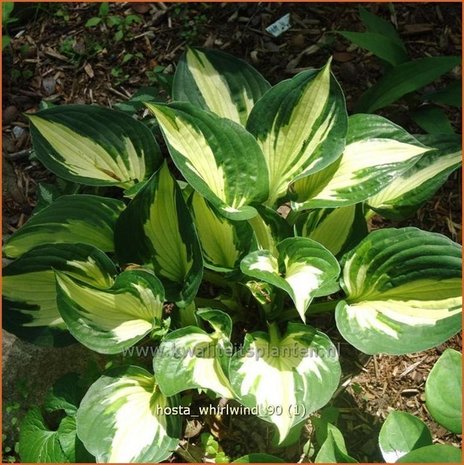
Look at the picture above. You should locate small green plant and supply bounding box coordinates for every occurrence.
[85,2,142,42]
[2,2,17,49]
[171,5,209,43]
[146,65,174,95]
[58,37,77,58]
[338,6,461,134]
[200,433,229,463]
[107,53,144,86]
[3,48,462,463]
[2,379,30,463]
[2,402,20,462]
[53,5,70,22]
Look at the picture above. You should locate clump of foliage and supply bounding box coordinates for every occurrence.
[84,1,142,42]
[3,47,462,463]
[338,6,461,133]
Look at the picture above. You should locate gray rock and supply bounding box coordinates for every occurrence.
[2,330,100,444]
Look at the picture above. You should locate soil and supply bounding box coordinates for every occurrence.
[2,2,462,463]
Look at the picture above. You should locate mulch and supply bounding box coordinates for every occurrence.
[2,2,462,462]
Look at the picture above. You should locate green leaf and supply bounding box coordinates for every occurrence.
[99,2,109,17]
[229,322,341,442]
[107,15,122,27]
[355,56,461,113]
[4,195,125,258]
[425,348,462,433]
[379,411,433,462]
[85,17,102,27]
[57,415,94,463]
[291,114,430,209]
[358,6,405,47]
[173,47,271,126]
[368,134,461,219]
[153,308,234,398]
[315,424,358,463]
[3,244,116,346]
[2,2,13,20]
[34,182,66,213]
[411,106,455,135]
[190,192,253,271]
[338,31,408,66]
[233,453,284,463]
[146,102,269,220]
[295,204,367,256]
[311,406,340,446]
[241,237,340,322]
[28,104,162,188]
[2,34,11,49]
[115,162,203,306]
[396,444,462,463]
[56,269,166,354]
[247,205,292,259]
[114,29,124,42]
[125,14,142,25]
[76,365,181,463]
[32,178,81,213]
[336,227,462,355]
[424,81,462,108]
[19,408,68,463]
[247,60,348,205]
[44,373,81,416]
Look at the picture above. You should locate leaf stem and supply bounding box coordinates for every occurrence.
[285,208,301,227]
[365,208,376,221]
[203,270,234,289]
[178,302,198,327]
[276,299,342,322]
[268,322,281,345]
[194,297,235,313]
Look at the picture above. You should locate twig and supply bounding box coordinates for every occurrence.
[107,86,130,100]
[4,149,31,161]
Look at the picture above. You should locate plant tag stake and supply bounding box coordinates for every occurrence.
[266,13,291,38]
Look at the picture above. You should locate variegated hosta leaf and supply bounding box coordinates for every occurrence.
[146,102,269,220]
[246,60,348,205]
[190,192,253,271]
[229,323,341,442]
[56,269,166,354]
[241,237,340,322]
[379,411,432,463]
[2,244,116,346]
[291,114,431,210]
[247,205,293,258]
[77,366,181,463]
[4,195,125,259]
[115,162,203,306]
[28,105,162,188]
[336,228,462,355]
[153,308,234,398]
[295,204,368,256]
[368,134,462,219]
[173,47,271,126]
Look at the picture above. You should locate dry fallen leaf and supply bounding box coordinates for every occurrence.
[84,63,95,79]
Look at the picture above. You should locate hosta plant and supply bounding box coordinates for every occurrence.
[4,47,462,463]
